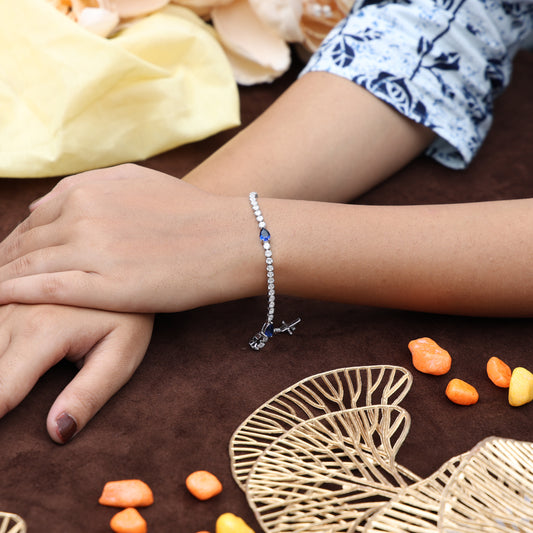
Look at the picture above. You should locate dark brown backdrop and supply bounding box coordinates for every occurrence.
[0,51,532,532]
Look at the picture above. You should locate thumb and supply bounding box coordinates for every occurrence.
[46,318,152,444]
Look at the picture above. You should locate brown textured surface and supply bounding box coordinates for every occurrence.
[0,51,532,532]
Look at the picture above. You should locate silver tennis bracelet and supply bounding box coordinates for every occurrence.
[248,192,301,350]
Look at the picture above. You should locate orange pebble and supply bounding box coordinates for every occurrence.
[486,356,512,388]
[110,507,147,533]
[99,480,154,508]
[186,470,223,501]
[408,337,452,375]
[445,378,479,405]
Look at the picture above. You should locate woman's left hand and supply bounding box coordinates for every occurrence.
[0,164,261,313]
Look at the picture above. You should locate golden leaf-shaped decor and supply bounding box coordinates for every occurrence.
[245,405,420,532]
[438,437,533,532]
[232,367,533,532]
[229,365,413,489]
[362,455,465,532]
[0,512,27,533]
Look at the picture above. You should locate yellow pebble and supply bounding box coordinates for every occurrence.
[508,367,533,407]
[216,513,255,533]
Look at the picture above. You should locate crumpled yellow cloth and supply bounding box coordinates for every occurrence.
[0,1,240,178]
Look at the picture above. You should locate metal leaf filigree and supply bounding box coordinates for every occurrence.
[0,512,26,533]
[362,454,465,532]
[246,405,420,532]
[231,366,533,533]
[439,437,533,532]
[230,365,413,489]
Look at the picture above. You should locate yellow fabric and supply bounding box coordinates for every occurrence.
[0,1,240,178]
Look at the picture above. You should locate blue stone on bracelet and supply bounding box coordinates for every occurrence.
[260,228,271,242]
[265,324,274,337]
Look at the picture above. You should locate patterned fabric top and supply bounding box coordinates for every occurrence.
[302,0,533,169]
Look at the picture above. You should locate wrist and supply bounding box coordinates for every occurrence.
[208,194,266,302]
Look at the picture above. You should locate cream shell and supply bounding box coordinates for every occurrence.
[170,0,233,18]
[77,7,120,36]
[336,0,358,15]
[112,0,170,18]
[212,0,290,84]
[248,0,304,43]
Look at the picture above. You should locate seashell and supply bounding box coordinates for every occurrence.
[300,18,332,51]
[170,0,233,18]
[77,7,120,36]
[221,47,285,85]
[111,0,170,18]
[302,0,343,19]
[300,1,345,52]
[248,0,304,43]
[212,0,291,85]
[336,0,357,15]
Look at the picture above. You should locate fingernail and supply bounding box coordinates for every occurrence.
[56,412,77,443]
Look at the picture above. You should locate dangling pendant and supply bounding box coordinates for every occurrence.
[274,318,301,336]
[249,318,301,351]
[249,322,273,351]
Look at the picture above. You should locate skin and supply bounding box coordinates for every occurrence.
[182,72,435,200]
[0,72,531,441]
[0,304,153,443]
[0,73,435,313]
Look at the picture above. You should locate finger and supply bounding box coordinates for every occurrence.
[0,200,64,267]
[0,271,112,309]
[46,315,154,443]
[0,243,83,284]
[0,229,77,281]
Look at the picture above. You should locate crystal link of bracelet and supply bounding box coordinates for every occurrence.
[248,192,301,351]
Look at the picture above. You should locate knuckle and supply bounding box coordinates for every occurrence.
[41,275,64,300]
[11,253,33,277]
[66,188,101,224]
[67,186,90,209]
[3,235,23,261]
[9,246,56,278]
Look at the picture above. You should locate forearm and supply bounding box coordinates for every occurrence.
[260,196,533,317]
[183,71,435,202]
[1,171,532,318]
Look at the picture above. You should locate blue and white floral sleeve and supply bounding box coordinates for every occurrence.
[301,0,533,169]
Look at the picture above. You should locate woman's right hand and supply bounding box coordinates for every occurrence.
[0,303,154,443]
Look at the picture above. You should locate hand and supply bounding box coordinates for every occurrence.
[0,164,261,312]
[0,303,154,443]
